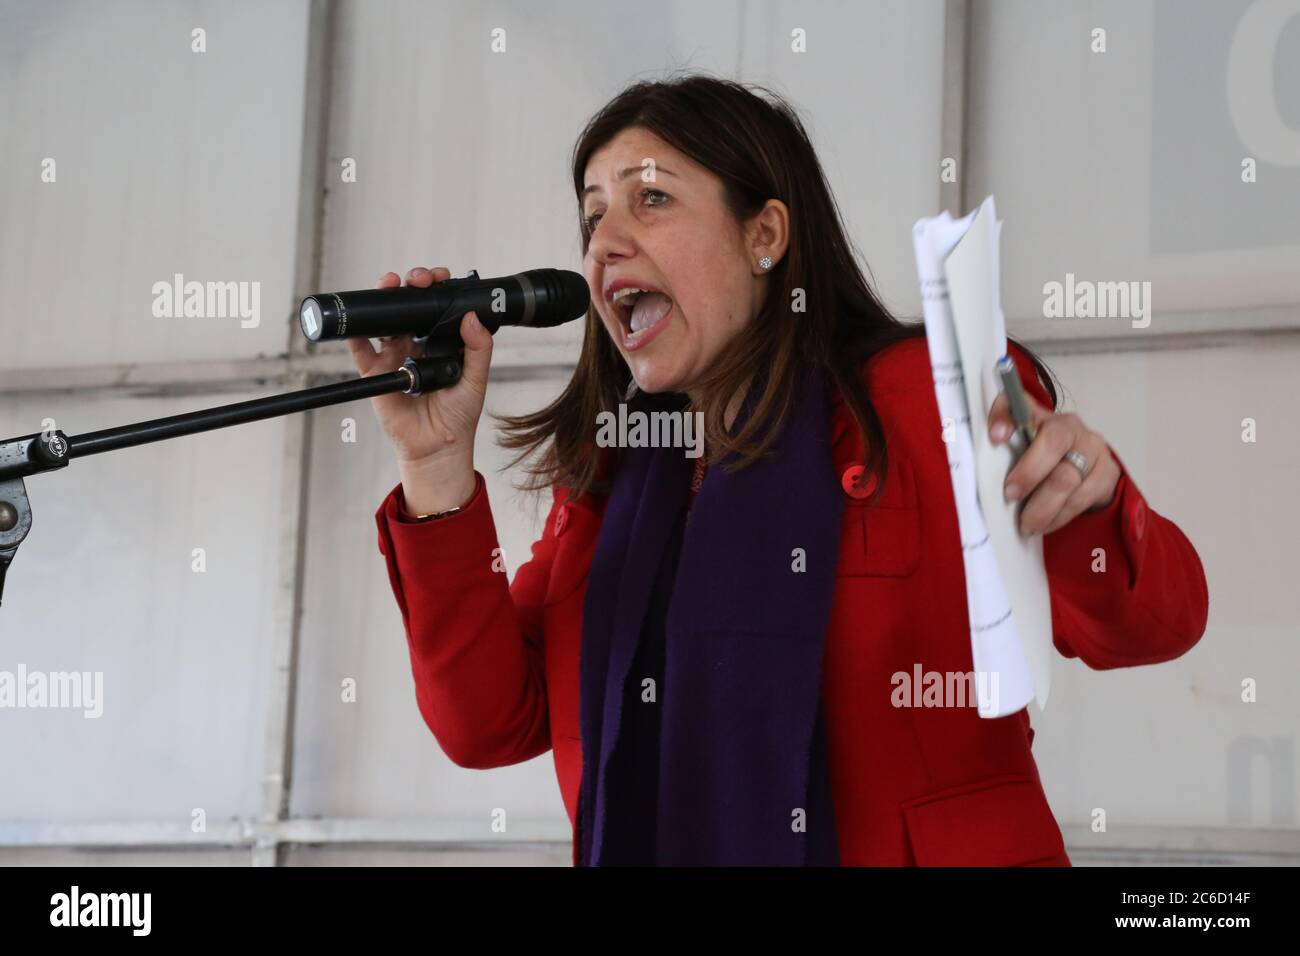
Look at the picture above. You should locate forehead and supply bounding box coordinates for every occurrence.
[583,127,685,185]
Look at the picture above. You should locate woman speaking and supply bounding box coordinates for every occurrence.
[349,75,1208,867]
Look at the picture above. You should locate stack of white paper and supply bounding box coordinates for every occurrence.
[911,196,1053,718]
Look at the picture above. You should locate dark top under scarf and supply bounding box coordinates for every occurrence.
[577,361,845,866]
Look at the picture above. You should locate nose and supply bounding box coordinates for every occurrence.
[585,202,637,267]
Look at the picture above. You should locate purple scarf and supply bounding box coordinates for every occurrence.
[577,361,843,866]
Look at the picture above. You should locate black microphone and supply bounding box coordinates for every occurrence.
[298,268,590,348]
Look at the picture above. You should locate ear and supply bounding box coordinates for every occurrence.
[744,199,790,273]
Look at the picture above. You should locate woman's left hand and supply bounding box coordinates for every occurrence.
[986,391,1121,536]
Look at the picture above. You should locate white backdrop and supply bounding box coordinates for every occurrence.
[0,0,1296,865]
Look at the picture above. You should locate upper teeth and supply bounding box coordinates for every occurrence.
[611,287,648,307]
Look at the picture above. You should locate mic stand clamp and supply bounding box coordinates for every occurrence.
[0,430,71,606]
[400,345,463,396]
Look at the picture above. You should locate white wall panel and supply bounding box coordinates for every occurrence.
[0,389,287,823]
[969,0,1300,324]
[736,0,948,319]
[1030,341,1300,829]
[0,0,311,370]
[0,847,252,865]
[285,844,567,866]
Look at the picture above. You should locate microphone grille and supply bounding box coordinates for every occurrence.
[524,269,591,328]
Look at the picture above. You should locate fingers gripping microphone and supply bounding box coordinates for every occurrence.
[299,268,590,345]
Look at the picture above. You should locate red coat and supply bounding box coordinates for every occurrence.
[374,338,1209,866]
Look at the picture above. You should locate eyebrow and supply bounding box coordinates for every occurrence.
[582,165,677,197]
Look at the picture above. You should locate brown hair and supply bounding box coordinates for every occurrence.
[494,72,1057,503]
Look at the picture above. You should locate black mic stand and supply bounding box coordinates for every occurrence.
[0,348,465,606]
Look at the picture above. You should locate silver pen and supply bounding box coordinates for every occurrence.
[995,355,1036,453]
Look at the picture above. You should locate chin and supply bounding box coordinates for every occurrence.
[626,359,686,396]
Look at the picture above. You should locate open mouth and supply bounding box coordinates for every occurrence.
[608,284,675,346]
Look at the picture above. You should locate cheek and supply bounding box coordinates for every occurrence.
[663,245,751,335]
[683,274,752,345]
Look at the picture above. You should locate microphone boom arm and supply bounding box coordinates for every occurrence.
[0,347,464,607]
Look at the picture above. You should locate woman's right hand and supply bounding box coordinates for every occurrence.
[348,266,494,512]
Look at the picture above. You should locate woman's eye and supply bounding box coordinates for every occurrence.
[582,190,667,237]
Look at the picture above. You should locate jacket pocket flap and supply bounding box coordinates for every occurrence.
[838,457,921,578]
[900,774,1066,866]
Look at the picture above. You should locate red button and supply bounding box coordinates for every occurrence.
[841,464,876,499]
[554,504,570,536]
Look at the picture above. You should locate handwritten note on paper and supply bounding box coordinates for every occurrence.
[911,196,1052,718]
